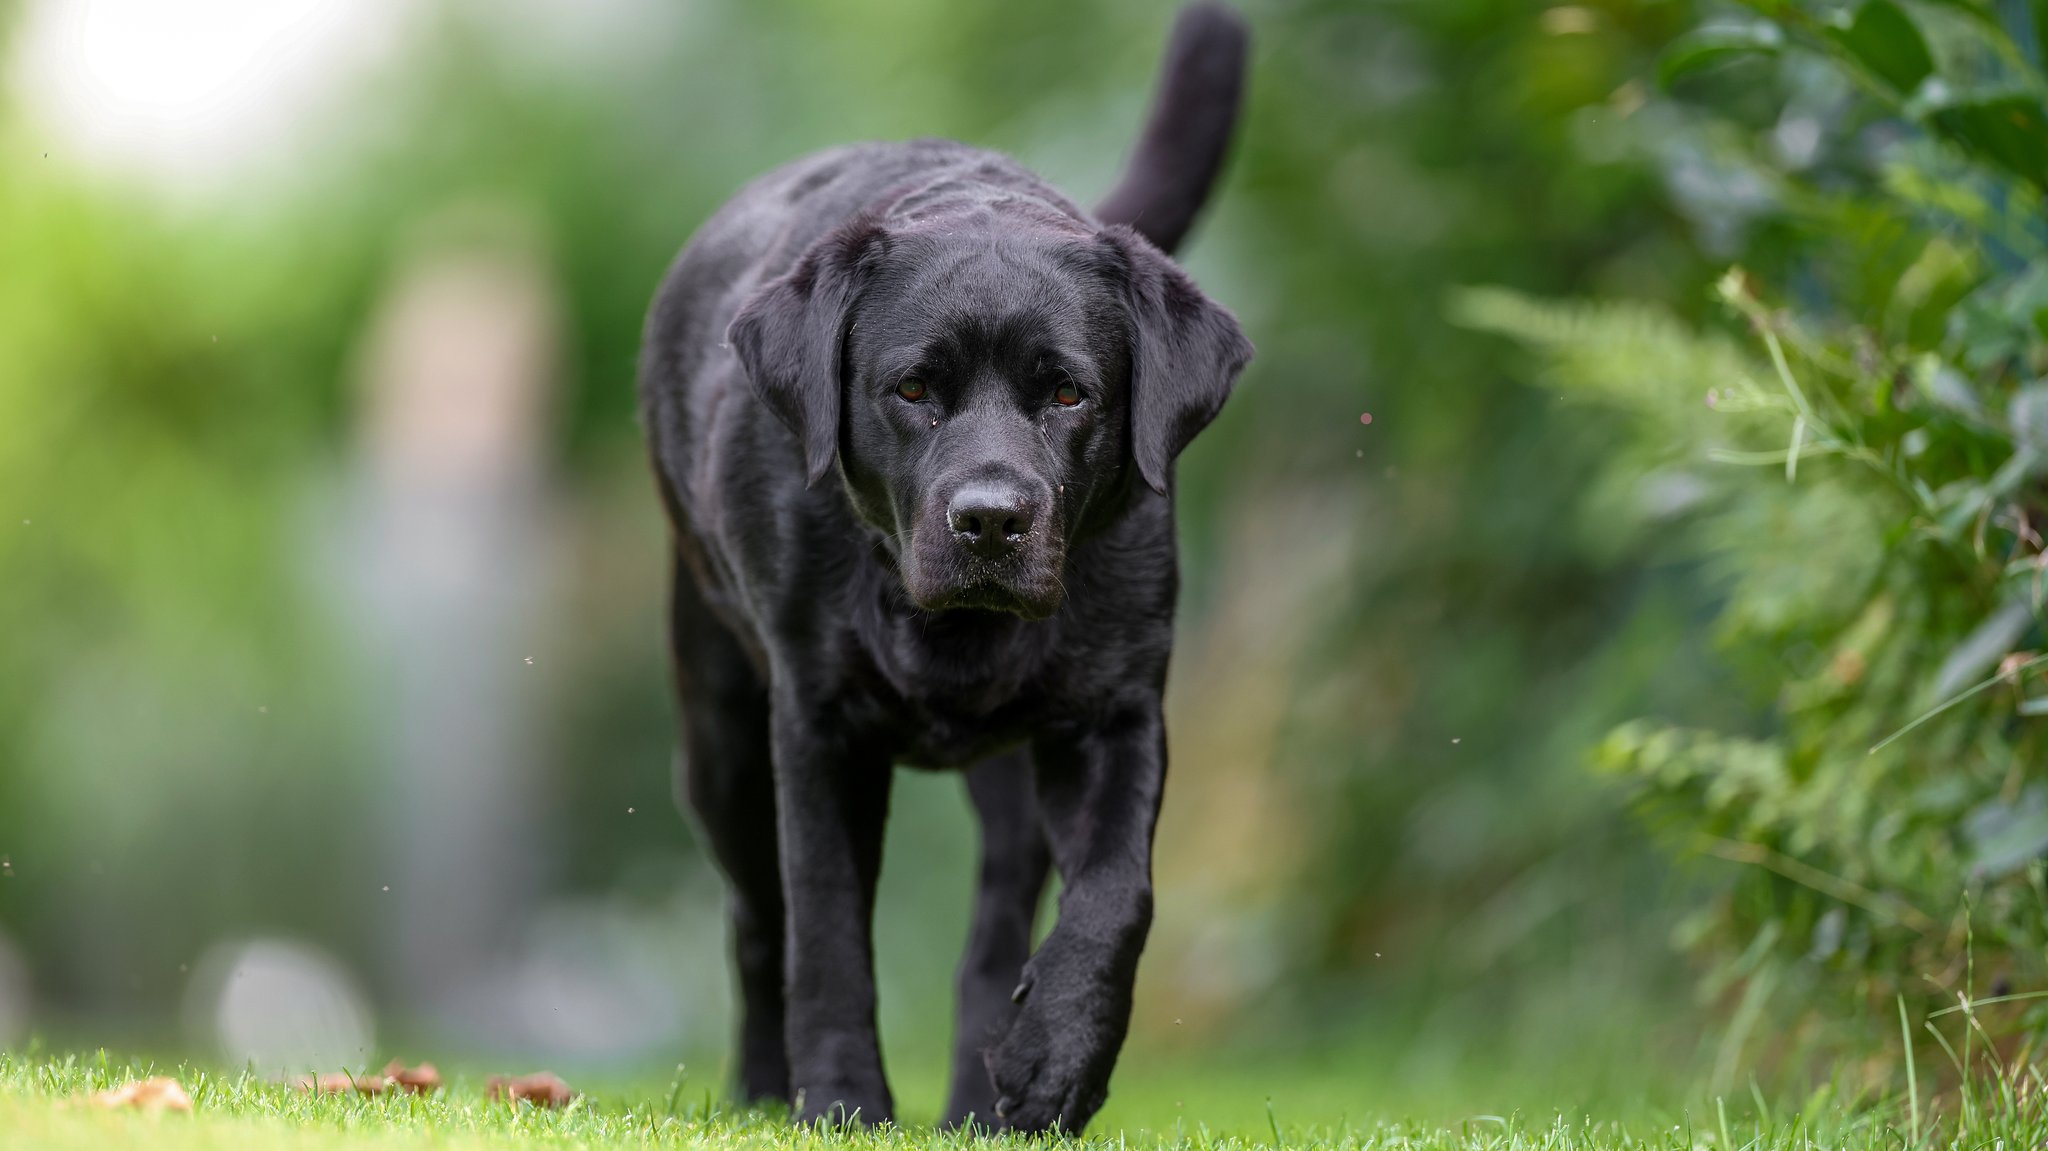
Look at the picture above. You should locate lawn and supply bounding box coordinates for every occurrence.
[0,1050,2023,1151]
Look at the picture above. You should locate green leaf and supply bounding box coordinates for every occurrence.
[1827,1,1935,95]
[1659,23,1783,87]
[1887,236,1981,347]
[1911,355,1986,423]
[2000,0,2048,72]
[1927,94,2048,193]
[1952,266,2048,370]
[1968,786,2048,878]
[1932,599,2034,700]
[2011,382,2048,457]
[1909,0,2008,35]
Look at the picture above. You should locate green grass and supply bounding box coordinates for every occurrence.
[3,1049,2043,1151]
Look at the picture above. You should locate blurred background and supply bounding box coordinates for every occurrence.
[4,0,2042,1129]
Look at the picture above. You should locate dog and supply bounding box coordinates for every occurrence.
[637,4,1252,1134]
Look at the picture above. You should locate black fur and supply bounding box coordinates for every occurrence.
[638,4,1252,1134]
[1095,3,1251,254]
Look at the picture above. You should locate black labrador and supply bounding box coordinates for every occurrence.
[637,4,1252,1134]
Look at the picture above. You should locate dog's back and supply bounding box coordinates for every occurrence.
[640,3,1250,550]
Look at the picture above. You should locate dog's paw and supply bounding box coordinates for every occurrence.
[982,963,1122,1134]
[791,1080,893,1128]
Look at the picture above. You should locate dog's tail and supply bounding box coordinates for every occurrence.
[1094,3,1250,256]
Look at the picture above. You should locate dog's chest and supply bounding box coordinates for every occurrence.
[897,707,1025,769]
[858,627,1054,768]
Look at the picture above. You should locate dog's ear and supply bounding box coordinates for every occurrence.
[727,218,884,487]
[1100,225,1253,494]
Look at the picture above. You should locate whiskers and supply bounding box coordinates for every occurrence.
[867,524,917,563]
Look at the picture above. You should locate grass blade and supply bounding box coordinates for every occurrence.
[1870,653,2048,754]
[1899,995,1918,1146]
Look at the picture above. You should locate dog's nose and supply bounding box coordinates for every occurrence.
[947,484,1036,554]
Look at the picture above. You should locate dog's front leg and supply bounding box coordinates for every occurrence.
[986,705,1165,1134]
[770,696,895,1126]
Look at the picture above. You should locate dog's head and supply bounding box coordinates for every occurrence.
[728,212,1251,620]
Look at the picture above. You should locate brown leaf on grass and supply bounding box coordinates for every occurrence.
[87,1077,193,1113]
[293,1060,439,1098]
[297,1071,388,1096]
[486,1071,573,1108]
[381,1061,442,1094]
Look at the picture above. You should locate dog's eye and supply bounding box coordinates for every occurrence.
[896,378,928,402]
[1052,381,1081,407]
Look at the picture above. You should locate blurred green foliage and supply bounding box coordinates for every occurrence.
[1208,0,1721,1076]
[1461,0,2048,1084]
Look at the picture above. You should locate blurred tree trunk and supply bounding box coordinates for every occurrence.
[343,209,563,1027]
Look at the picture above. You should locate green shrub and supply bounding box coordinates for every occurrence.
[1456,0,2048,1080]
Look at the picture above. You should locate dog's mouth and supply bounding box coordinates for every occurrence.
[901,535,1066,621]
[918,576,1063,621]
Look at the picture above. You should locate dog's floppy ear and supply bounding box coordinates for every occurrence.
[1100,225,1253,494]
[727,218,884,487]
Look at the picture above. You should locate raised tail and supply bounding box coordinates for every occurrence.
[1094,3,1250,256]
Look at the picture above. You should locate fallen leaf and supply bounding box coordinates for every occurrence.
[487,1072,573,1108]
[382,1061,442,1094]
[297,1071,388,1097]
[88,1077,193,1113]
